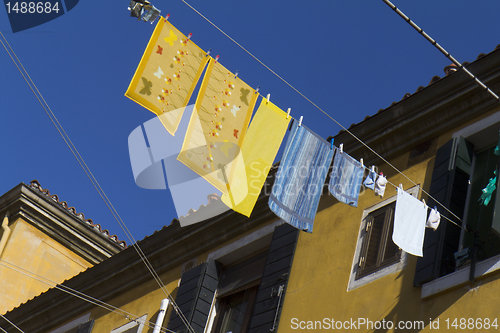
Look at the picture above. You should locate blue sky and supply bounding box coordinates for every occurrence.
[1,1,500,244]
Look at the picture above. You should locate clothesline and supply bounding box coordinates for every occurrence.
[175,5,469,232]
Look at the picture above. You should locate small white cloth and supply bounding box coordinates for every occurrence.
[375,175,388,197]
[426,207,441,230]
[393,188,427,257]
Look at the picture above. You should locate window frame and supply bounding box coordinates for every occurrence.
[347,187,418,291]
[110,314,147,333]
[420,111,500,297]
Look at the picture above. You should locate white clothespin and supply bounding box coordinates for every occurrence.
[422,198,426,205]
[399,183,404,191]
[340,143,343,154]
[234,70,239,79]
[286,108,291,119]
[266,94,271,104]
[371,165,375,173]
[360,158,364,168]
[298,116,303,127]
[255,86,260,94]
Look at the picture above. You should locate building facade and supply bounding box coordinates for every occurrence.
[2,45,500,332]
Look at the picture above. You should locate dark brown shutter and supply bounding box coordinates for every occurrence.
[247,223,300,333]
[167,259,221,333]
[413,137,473,286]
[76,320,94,333]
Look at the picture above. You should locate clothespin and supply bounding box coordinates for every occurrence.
[206,49,211,57]
[298,116,303,127]
[379,172,383,176]
[371,165,375,173]
[255,86,260,94]
[234,70,239,79]
[340,143,343,154]
[360,158,364,168]
[266,94,271,104]
[434,206,437,210]
[214,55,219,63]
[164,14,170,22]
[330,140,334,150]
[399,184,404,191]
[187,33,193,40]
[422,198,426,206]
[286,108,291,119]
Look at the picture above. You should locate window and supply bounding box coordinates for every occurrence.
[48,314,93,333]
[110,314,147,333]
[348,187,416,290]
[211,285,259,333]
[415,111,500,293]
[167,222,299,333]
[357,201,401,279]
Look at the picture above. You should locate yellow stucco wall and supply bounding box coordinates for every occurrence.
[278,114,500,332]
[67,218,279,333]
[0,216,92,314]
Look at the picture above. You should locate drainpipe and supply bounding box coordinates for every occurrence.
[152,298,170,333]
[0,212,10,258]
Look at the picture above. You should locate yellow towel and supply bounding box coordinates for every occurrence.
[177,58,258,193]
[221,99,290,216]
[125,18,209,135]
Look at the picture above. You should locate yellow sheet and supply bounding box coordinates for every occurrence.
[125,18,209,135]
[221,99,290,216]
[177,59,258,194]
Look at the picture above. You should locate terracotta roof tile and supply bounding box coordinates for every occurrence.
[29,180,126,248]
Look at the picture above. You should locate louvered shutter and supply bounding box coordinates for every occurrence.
[167,259,221,333]
[413,137,473,286]
[247,223,300,333]
[76,320,94,333]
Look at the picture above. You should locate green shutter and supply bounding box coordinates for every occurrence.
[413,137,473,286]
[247,223,300,333]
[492,172,500,237]
[167,259,221,333]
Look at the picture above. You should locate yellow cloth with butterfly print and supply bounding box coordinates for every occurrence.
[177,58,258,194]
[125,18,209,135]
[221,99,290,217]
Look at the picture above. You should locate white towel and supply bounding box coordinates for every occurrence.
[393,188,427,257]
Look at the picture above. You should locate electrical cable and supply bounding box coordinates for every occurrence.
[180,0,482,229]
[0,32,195,333]
[0,260,175,333]
[0,314,25,333]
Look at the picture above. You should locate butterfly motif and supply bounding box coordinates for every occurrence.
[156,45,163,55]
[164,30,178,46]
[139,77,152,95]
[153,66,164,79]
[233,129,239,139]
[231,105,240,117]
[240,88,250,106]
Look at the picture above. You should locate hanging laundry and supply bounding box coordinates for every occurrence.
[426,207,441,230]
[125,19,209,135]
[268,121,334,233]
[328,150,364,207]
[363,166,377,190]
[479,171,497,206]
[375,173,388,197]
[393,188,427,257]
[128,106,225,226]
[177,58,258,194]
[494,130,500,156]
[221,99,290,216]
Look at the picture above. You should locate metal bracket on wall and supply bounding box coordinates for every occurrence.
[270,284,285,331]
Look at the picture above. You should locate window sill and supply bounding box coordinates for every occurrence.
[421,253,500,299]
